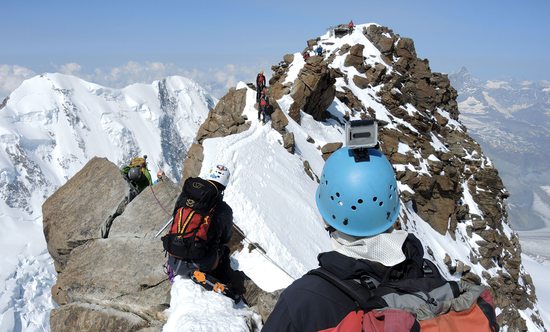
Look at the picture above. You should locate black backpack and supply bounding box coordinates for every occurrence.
[161,177,220,260]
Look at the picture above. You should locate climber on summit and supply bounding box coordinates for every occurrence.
[263,121,498,331]
[120,155,152,202]
[258,88,270,124]
[256,70,266,103]
[162,165,245,297]
[348,20,355,33]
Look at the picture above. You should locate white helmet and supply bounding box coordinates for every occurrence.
[206,164,230,188]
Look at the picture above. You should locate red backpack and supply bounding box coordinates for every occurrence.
[161,177,219,260]
[260,96,269,107]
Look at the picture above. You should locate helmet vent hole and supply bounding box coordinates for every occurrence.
[332,214,336,220]
[390,185,393,190]
[386,212,391,220]
[379,201,384,206]
[358,199,364,204]
[373,197,378,202]
[326,180,328,185]
[343,219,349,225]
[351,205,357,210]
[336,192,340,197]
[389,194,393,199]
[331,196,334,201]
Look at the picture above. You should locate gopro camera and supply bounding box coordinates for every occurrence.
[345,119,378,149]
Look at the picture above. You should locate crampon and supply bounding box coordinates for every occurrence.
[190,270,242,303]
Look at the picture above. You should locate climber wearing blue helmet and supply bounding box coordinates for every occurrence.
[264,123,427,332]
[316,147,400,237]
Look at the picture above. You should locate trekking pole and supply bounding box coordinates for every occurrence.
[232,224,298,280]
[155,217,173,238]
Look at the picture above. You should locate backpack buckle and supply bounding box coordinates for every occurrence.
[423,261,434,276]
[359,275,378,290]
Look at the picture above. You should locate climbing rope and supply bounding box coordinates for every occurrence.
[149,185,172,217]
[232,223,298,281]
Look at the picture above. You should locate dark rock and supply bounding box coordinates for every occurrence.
[283,132,295,154]
[196,88,250,143]
[288,60,336,123]
[461,272,481,285]
[352,75,370,89]
[244,280,282,322]
[344,44,365,72]
[395,38,416,59]
[283,54,295,64]
[365,63,387,86]
[321,142,343,160]
[335,87,365,113]
[271,108,289,134]
[182,143,204,181]
[307,39,319,49]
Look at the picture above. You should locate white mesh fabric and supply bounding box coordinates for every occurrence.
[330,230,409,267]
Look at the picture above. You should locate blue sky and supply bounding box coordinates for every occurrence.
[1,0,549,97]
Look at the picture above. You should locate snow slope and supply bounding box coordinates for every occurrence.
[0,73,214,332]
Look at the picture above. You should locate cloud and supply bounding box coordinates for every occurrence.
[181,64,259,97]
[0,65,36,99]
[58,62,82,75]
[87,61,260,98]
[1,61,265,99]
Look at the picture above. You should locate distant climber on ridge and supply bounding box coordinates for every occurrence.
[348,20,355,33]
[120,155,152,202]
[302,51,310,61]
[316,44,323,56]
[263,121,499,331]
[256,70,266,103]
[161,165,245,298]
[153,170,166,184]
[258,88,270,124]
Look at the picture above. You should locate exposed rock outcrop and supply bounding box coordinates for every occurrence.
[287,56,337,123]
[43,157,128,271]
[44,157,176,330]
[195,87,250,144]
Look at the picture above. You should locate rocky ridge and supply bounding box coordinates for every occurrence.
[188,23,543,330]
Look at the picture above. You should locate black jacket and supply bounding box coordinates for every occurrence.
[262,234,424,332]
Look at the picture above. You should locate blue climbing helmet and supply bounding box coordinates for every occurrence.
[315,147,400,237]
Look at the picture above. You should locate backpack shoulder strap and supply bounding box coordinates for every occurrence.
[307,268,371,310]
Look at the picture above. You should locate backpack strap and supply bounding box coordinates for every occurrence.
[307,268,371,310]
